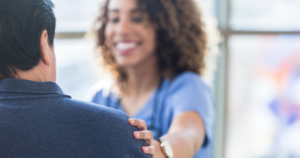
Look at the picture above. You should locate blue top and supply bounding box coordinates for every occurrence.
[0,78,150,158]
[90,72,215,158]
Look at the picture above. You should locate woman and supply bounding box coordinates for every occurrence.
[89,0,215,157]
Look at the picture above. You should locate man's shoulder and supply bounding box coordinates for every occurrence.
[54,98,150,158]
[57,97,129,122]
[54,98,138,140]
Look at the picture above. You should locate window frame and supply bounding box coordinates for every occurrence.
[213,0,300,157]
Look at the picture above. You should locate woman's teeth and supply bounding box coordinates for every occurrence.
[116,42,137,50]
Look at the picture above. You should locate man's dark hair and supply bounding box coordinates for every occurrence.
[0,0,56,80]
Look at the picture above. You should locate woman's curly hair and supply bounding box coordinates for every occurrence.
[95,0,215,92]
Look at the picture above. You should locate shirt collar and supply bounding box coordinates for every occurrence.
[0,78,68,96]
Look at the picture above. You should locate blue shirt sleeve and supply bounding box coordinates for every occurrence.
[166,72,215,148]
[86,81,116,108]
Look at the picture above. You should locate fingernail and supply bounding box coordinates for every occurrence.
[144,147,148,153]
[135,132,140,138]
[129,119,135,124]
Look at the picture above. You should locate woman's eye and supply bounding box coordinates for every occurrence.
[132,17,143,23]
[108,17,119,23]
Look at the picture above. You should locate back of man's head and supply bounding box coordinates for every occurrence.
[0,0,56,80]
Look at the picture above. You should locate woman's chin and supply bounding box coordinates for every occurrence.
[117,61,139,68]
[114,57,139,67]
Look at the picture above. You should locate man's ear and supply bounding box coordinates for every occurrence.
[39,30,51,66]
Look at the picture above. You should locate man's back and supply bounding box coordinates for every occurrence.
[0,79,150,158]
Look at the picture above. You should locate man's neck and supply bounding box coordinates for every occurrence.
[16,66,46,82]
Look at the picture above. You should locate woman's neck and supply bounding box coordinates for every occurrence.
[125,58,160,98]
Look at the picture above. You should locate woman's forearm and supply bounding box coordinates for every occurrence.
[161,131,199,158]
[156,111,206,158]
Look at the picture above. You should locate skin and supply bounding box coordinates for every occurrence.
[16,30,56,82]
[105,0,206,157]
[105,0,159,117]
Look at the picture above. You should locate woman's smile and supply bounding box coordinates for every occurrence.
[114,41,142,55]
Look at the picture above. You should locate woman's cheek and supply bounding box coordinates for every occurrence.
[105,24,114,42]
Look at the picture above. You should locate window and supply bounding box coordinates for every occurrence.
[53,0,101,33]
[55,39,99,100]
[227,35,300,157]
[230,0,300,31]
[217,0,300,157]
[53,0,102,100]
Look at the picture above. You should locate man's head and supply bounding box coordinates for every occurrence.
[0,0,56,81]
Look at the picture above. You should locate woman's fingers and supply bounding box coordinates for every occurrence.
[128,118,147,130]
[142,146,156,155]
[133,131,153,145]
[128,118,156,156]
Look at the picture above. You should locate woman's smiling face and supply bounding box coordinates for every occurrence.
[105,0,157,68]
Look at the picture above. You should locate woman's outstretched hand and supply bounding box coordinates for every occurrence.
[128,118,156,157]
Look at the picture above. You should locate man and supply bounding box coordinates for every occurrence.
[0,0,153,157]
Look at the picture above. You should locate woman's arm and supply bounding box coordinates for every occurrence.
[130,111,205,158]
[155,111,205,158]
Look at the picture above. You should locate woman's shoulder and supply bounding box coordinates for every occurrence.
[85,80,116,103]
[164,72,214,132]
[167,71,210,93]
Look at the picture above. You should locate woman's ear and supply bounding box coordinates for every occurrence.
[39,30,51,66]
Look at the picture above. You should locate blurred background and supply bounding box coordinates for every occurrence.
[52,0,300,157]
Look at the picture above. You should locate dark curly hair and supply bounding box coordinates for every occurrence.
[95,0,208,92]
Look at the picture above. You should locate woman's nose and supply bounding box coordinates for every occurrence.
[115,18,131,36]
